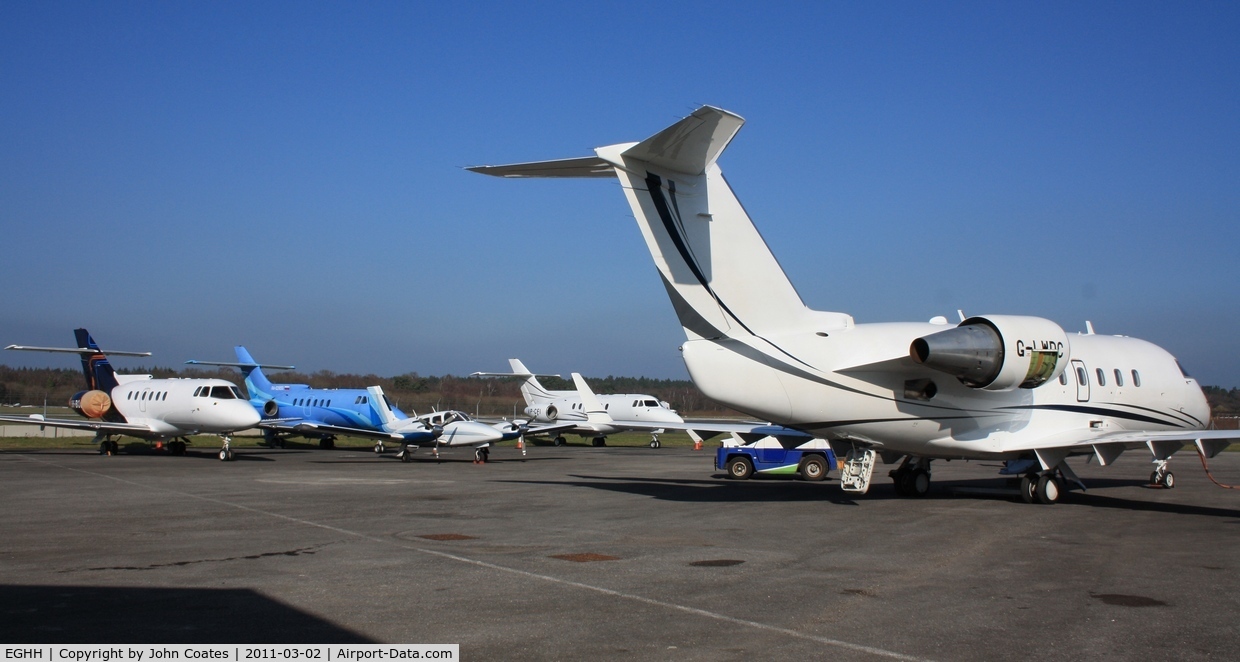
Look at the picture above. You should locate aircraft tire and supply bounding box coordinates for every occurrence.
[219,449,229,461]
[1035,474,1061,504]
[892,469,911,496]
[475,448,489,463]
[909,469,931,497]
[1020,475,1038,504]
[1150,471,1160,486]
[727,456,753,480]
[649,439,660,449]
[374,442,384,455]
[592,437,606,447]
[554,436,566,447]
[799,456,827,482]
[1162,472,1175,489]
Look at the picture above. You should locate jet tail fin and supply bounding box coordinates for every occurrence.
[470,106,852,345]
[183,347,293,401]
[571,373,614,426]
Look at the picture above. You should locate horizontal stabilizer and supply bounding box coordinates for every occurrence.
[5,344,151,357]
[185,360,295,370]
[466,156,616,179]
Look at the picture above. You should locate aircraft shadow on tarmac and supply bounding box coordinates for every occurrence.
[0,584,373,643]
[502,474,1240,519]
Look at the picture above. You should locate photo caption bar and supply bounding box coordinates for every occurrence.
[2,646,458,662]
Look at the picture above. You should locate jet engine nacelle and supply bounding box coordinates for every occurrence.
[263,400,280,417]
[523,404,558,422]
[70,390,112,419]
[910,315,1069,391]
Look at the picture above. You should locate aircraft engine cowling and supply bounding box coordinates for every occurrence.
[910,315,1069,391]
[544,404,558,421]
[70,390,112,419]
[263,400,280,418]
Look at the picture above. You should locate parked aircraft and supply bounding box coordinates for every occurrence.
[473,359,683,447]
[189,347,510,462]
[1,329,260,460]
[469,105,1238,503]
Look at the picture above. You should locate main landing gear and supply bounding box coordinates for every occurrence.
[1150,459,1176,489]
[218,435,236,461]
[474,447,490,464]
[97,436,120,456]
[1018,472,1064,504]
[553,436,567,447]
[374,441,386,455]
[889,457,932,498]
[592,437,607,447]
[318,436,336,450]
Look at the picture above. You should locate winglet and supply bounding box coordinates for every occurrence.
[367,386,398,428]
[571,373,614,425]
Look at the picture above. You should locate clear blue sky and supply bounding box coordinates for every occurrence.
[3,2,1238,387]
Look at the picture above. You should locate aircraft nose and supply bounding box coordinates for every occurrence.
[236,404,262,429]
[471,422,505,443]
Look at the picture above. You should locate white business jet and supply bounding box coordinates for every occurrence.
[472,359,683,447]
[469,106,1238,503]
[1,329,261,460]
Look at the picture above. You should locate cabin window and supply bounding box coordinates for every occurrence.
[1059,372,1067,386]
[1096,368,1106,387]
[1132,370,1141,387]
[210,386,235,399]
[1114,369,1124,387]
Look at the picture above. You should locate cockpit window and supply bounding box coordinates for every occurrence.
[231,387,245,399]
[643,400,659,407]
[1176,360,1191,378]
[210,386,236,399]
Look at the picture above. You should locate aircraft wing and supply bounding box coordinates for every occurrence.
[0,414,153,435]
[1002,428,1240,470]
[260,420,435,443]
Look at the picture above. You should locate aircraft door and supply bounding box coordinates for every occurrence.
[139,389,148,412]
[1071,360,1090,402]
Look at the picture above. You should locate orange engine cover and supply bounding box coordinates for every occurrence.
[73,390,113,418]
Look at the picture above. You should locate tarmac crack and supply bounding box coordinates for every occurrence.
[63,545,327,573]
[19,454,933,662]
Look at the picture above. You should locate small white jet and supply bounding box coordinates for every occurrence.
[469,106,1239,503]
[473,359,684,447]
[1,329,261,460]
